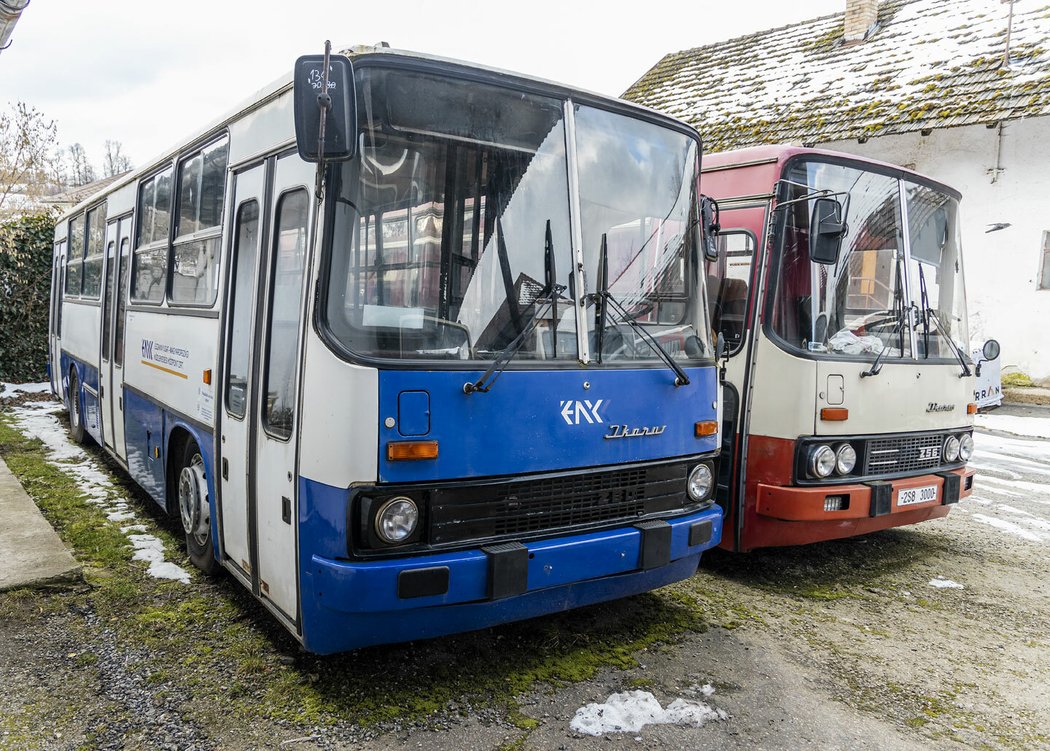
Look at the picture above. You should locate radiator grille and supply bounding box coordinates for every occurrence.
[865,434,945,475]
[428,461,692,546]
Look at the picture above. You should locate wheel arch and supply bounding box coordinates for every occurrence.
[165,420,220,562]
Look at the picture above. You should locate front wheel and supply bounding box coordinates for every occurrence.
[67,368,86,444]
[176,440,218,575]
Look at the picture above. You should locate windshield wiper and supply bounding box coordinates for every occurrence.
[917,264,971,377]
[464,220,565,394]
[591,233,690,387]
[862,253,907,378]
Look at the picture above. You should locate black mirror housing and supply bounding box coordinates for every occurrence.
[810,197,846,265]
[293,53,358,163]
[701,195,720,263]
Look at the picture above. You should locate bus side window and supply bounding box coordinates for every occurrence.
[706,230,755,352]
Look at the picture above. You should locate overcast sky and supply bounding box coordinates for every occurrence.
[0,0,844,173]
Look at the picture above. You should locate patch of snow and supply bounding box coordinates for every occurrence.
[570,690,727,737]
[8,401,192,585]
[1,381,53,395]
[975,414,1050,440]
[970,513,1045,543]
[929,577,964,589]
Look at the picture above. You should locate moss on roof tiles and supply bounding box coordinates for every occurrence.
[624,0,1050,151]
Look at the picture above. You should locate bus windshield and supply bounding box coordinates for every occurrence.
[324,67,710,364]
[771,160,968,362]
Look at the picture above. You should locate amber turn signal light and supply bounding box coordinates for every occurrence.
[820,408,849,421]
[203,369,212,385]
[387,441,439,461]
[694,421,718,437]
[967,403,978,415]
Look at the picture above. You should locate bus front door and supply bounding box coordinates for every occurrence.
[219,153,312,627]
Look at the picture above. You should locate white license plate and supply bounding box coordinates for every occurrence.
[897,484,938,507]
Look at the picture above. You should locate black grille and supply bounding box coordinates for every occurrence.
[427,461,695,546]
[865,434,944,475]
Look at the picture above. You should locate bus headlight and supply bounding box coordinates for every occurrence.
[835,443,857,475]
[943,435,961,463]
[687,463,714,502]
[809,445,836,479]
[958,433,974,462]
[374,496,419,544]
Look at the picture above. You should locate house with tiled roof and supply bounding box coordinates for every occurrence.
[626,0,1050,380]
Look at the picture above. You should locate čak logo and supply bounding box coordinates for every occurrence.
[560,400,604,425]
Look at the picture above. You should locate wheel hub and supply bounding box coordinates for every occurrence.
[178,454,210,544]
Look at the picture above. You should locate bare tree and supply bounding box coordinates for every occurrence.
[102,139,132,177]
[0,101,62,218]
[67,142,96,187]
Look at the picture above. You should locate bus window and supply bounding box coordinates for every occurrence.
[706,230,755,351]
[65,214,85,296]
[262,190,308,439]
[114,238,130,366]
[82,203,107,299]
[171,137,228,305]
[225,200,260,419]
[132,167,173,302]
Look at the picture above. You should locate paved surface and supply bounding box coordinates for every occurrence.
[0,455,80,591]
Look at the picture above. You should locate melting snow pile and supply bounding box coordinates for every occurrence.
[1,382,54,396]
[928,576,964,589]
[9,399,191,584]
[570,687,727,736]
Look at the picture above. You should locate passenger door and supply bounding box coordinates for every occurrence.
[219,153,313,625]
[100,216,131,460]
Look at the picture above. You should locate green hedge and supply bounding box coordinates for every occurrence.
[0,211,56,382]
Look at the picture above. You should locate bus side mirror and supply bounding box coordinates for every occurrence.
[293,53,358,163]
[810,197,846,265]
[976,338,1000,377]
[701,195,720,263]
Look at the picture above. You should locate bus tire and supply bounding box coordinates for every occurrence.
[176,439,219,575]
[67,368,86,444]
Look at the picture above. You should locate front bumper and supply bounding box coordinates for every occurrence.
[755,467,975,521]
[299,504,722,654]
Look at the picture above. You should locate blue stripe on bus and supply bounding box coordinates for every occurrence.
[297,473,722,654]
[376,365,719,483]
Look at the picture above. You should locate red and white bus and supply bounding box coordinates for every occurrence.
[702,145,999,551]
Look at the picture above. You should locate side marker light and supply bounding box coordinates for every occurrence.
[694,421,718,437]
[820,408,849,421]
[967,403,978,415]
[387,441,439,461]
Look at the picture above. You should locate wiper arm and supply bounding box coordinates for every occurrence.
[464,220,565,394]
[591,236,690,387]
[860,310,908,378]
[862,255,907,378]
[916,264,970,377]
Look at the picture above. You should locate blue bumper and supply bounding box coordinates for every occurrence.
[299,505,721,654]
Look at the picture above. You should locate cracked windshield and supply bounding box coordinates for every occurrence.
[772,161,967,361]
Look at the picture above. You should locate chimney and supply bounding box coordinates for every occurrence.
[844,0,879,42]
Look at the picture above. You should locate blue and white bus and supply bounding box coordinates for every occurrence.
[48,46,724,654]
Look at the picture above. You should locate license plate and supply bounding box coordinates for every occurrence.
[897,484,938,507]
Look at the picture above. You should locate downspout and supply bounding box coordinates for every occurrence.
[0,0,30,53]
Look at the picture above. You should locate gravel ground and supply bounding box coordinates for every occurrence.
[1,396,1048,750]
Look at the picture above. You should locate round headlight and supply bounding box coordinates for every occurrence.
[374,496,419,544]
[809,445,836,479]
[835,443,857,475]
[958,433,974,462]
[943,435,961,463]
[687,463,714,502]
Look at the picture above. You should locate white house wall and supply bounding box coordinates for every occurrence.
[822,115,1050,381]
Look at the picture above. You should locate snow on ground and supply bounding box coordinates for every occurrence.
[965,420,1050,545]
[974,413,1050,440]
[8,400,191,584]
[0,382,53,396]
[570,688,727,737]
[929,577,964,590]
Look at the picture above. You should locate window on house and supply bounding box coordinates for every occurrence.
[1039,231,1050,291]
